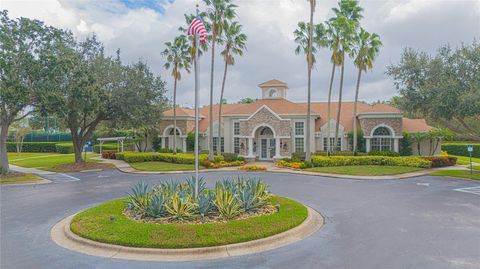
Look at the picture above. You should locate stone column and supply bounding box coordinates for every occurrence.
[161,137,165,149]
[365,138,371,152]
[182,138,187,152]
[393,138,399,152]
[274,138,281,159]
[248,138,254,157]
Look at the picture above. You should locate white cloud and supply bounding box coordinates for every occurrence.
[2,0,480,106]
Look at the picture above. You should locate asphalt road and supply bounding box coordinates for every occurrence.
[1,170,479,269]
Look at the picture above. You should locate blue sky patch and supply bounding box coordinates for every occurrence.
[120,0,174,13]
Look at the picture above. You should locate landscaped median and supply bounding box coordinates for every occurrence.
[52,177,323,261]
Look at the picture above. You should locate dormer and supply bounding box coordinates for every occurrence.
[258,79,288,99]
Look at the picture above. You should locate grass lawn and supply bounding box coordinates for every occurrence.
[0,173,43,184]
[129,161,204,172]
[429,170,480,180]
[8,152,102,171]
[450,155,480,165]
[305,165,424,176]
[70,196,307,248]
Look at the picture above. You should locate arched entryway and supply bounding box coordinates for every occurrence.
[254,126,276,160]
[161,125,186,152]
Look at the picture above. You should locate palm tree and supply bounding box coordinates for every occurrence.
[204,0,237,161]
[162,35,191,154]
[216,20,247,155]
[331,0,363,153]
[351,28,382,154]
[294,22,318,64]
[322,21,340,155]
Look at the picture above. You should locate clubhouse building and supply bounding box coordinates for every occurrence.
[159,79,435,160]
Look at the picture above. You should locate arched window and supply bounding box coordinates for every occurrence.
[269,89,278,98]
[169,128,180,135]
[260,127,273,136]
[371,126,393,151]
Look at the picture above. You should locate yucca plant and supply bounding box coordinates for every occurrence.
[215,189,243,219]
[145,192,167,218]
[166,192,195,220]
[126,181,151,216]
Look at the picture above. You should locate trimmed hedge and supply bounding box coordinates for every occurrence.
[311,156,432,168]
[117,152,224,164]
[420,156,457,167]
[6,142,58,152]
[314,151,367,156]
[55,143,74,154]
[221,152,239,162]
[442,143,479,158]
[368,150,400,157]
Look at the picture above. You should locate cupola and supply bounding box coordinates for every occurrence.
[258,79,288,99]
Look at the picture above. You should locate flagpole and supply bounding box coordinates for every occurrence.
[194,4,200,199]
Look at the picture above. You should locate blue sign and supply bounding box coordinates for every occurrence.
[83,141,93,152]
[467,144,473,152]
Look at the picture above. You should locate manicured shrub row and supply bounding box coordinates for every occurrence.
[311,156,432,168]
[313,151,367,156]
[101,150,118,159]
[55,142,74,154]
[420,156,457,167]
[367,150,400,157]
[6,142,58,152]
[442,143,479,158]
[116,152,224,164]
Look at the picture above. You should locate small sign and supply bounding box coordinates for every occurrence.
[467,144,473,152]
[85,141,92,146]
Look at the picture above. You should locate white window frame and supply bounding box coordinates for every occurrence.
[323,137,341,151]
[294,120,305,152]
[371,126,393,151]
[213,137,225,152]
[233,137,240,154]
[233,121,240,136]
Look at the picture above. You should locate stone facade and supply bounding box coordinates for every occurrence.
[239,107,291,137]
[158,120,194,136]
[360,117,402,137]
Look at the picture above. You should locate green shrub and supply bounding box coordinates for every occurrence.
[55,142,74,154]
[118,152,224,164]
[222,152,238,162]
[311,156,431,168]
[158,148,174,153]
[399,132,413,156]
[368,150,400,157]
[291,152,306,162]
[420,156,457,167]
[313,150,367,156]
[6,142,58,152]
[115,152,126,160]
[442,143,479,158]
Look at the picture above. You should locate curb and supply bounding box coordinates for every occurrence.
[51,206,324,261]
[0,178,51,187]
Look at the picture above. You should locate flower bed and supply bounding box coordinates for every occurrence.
[115,152,224,164]
[101,150,118,159]
[202,160,245,168]
[238,165,267,171]
[420,156,457,167]
[277,160,305,169]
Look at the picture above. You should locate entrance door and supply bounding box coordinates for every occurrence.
[260,138,275,160]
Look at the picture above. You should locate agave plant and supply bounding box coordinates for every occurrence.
[197,191,216,217]
[145,192,168,218]
[215,189,243,219]
[186,176,206,198]
[126,181,151,216]
[166,192,195,220]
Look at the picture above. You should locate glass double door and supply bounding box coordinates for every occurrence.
[260,138,275,160]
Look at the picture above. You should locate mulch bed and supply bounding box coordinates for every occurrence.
[51,162,114,172]
[124,205,277,225]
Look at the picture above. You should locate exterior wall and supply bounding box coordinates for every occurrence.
[412,140,442,156]
[158,119,194,136]
[360,118,402,137]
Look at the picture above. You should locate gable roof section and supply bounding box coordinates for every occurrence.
[402,118,434,133]
[162,107,203,118]
[258,79,288,87]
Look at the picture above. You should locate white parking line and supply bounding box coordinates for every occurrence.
[454,186,480,196]
[58,173,81,181]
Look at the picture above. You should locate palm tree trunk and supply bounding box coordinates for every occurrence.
[173,75,178,154]
[353,68,362,155]
[326,63,336,155]
[217,59,228,156]
[334,52,345,153]
[305,3,314,162]
[208,31,216,161]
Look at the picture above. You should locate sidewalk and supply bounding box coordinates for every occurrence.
[95,157,465,180]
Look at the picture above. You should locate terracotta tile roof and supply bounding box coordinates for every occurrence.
[162,107,203,118]
[402,118,434,133]
[258,79,288,87]
[163,99,430,134]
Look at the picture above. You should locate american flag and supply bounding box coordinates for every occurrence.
[187,16,208,42]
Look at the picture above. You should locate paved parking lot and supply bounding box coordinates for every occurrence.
[1,170,479,269]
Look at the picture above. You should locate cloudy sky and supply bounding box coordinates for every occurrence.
[3,0,480,107]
